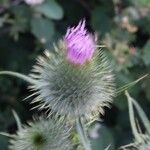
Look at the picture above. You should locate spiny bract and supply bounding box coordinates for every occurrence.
[123,139,150,150]
[9,117,72,150]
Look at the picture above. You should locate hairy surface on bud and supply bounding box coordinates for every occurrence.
[29,38,115,119]
[9,117,72,150]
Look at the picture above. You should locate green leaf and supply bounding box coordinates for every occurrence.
[142,40,150,65]
[35,0,64,20]
[31,17,55,43]
[125,91,142,143]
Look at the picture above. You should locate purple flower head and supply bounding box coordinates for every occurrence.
[65,20,96,65]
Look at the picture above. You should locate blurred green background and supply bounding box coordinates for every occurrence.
[0,0,150,149]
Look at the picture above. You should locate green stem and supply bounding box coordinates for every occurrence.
[76,118,91,150]
[0,71,36,84]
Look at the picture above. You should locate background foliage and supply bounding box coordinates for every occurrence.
[0,0,150,149]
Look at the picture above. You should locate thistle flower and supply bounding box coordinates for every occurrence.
[24,0,44,6]
[29,20,115,119]
[9,117,72,150]
[65,20,96,65]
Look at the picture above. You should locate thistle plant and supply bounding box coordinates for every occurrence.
[28,20,115,120]
[0,19,116,150]
[121,91,150,150]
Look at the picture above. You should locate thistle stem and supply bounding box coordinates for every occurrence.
[0,71,36,84]
[76,118,91,150]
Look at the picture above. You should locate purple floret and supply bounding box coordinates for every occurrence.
[65,20,96,65]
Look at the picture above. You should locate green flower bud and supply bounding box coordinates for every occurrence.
[9,117,72,150]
